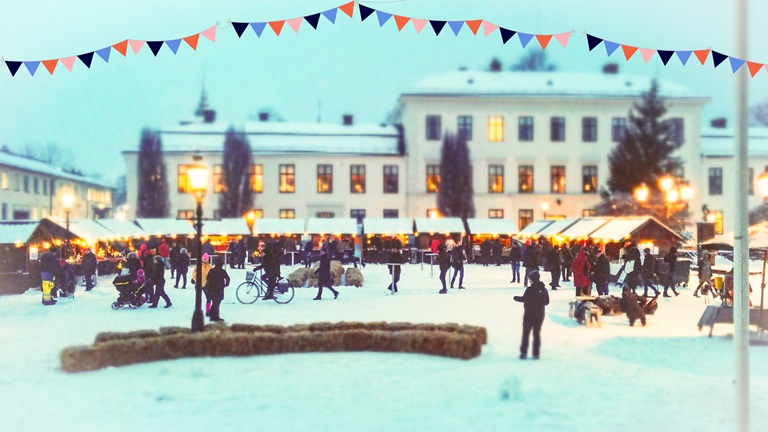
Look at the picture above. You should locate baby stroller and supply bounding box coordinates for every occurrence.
[111,272,148,310]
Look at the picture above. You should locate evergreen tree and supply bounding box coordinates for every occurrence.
[437,132,475,219]
[488,57,502,72]
[510,51,557,71]
[218,127,253,217]
[136,128,169,217]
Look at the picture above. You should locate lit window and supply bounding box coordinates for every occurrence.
[426,165,440,193]
[249,164,263,193]
[317,165,333,193]
[316,212,334,218]
[488,165,504,193]
[250,209,263,220]
[518,210,533,231]
[213,165,226,193]
[489,209,504,219]
[279,209,295,219]
[177,209,194,219]
[582,209,597,217]
[178,165,191,193]
[279,164,295,193]
[427,209,441,218]
[582,166,597,194]
[518,165,533,194]
[383,165,398,194]
[711,210,724,235]
[488,116,504,142]
[350,165,366,193]
[0,172,7,189]
[551,166,566,194]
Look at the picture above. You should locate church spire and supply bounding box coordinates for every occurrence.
[193,80,216,123]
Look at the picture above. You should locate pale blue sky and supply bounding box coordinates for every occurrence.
[1,0,766,182]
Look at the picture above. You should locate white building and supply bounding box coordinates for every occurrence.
[0,147,114,221]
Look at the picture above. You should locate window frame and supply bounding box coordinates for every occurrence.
[518,165,533,194]
[317,164,333,194]
[279,209,296,219]
[518,209,533,231]
[426,165,440,193]
[488,165,504,193]
[249,164,263,193]
[551,166,566,194]
[518,116,534,142]
[582,165,597,194]
[279,164,296,193]
[708,167,723,195]
[550,116,565,142]
[383,165,398,194]
[458,115,473,141]
[350,165,366,194]
[582,117,598,142]
[489,209,504,219]
[488,116,504,142]
[426,115,442,141]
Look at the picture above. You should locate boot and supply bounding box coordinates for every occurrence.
[333,290,339,299]
[439,289,447,294]
[164,302,172,308]
[313,296,322,300]
[693,289,700,298]
[663,290,672,298]
[148,304,158,308]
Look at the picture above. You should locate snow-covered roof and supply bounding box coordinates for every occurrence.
[517,220,554,237]
[403,71,705,99]
[465,218,517,236]
[0,150,114,188]
[94,219,147,238]
[253,218,306,235]
[700,127,768,157]
[558,218,612,239]
[0,222,38,244]
[306,218,359,235]
[49,218,117,242]
[363,218,413,235]
[202,218,250,236]
[537,218,580,238]
[413,218,465,234]
[135,218,196,236]
[701,222,768,249]
[587,217,682,242]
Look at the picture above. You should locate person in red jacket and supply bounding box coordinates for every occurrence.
[571,249,592,297]
[158,239,170,269]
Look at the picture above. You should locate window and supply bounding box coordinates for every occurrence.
[250,209,263,220]
[426,165,440,193]
[43,179,47,196]
[33,178,39,194]
[177,209,194,219]
[24,175,29,193]
[551,166,566,193]
[518,209,533,231]
[518,165,533,194]
[749,168,754,196]
[50,180,55,196]
[249,164,263,193]
[350,209,365,224]
[550,117,565,142]
[316,212,334,218]
[611,117,627,142]
[426,115,441,140]
[14,174,20,191]
[383,209,399,219]
[279,164,295,193]
[1,172,7,189]
[178,165,191,193]
[458,115,473,141]
[711,210,724,235]
[213,209,222,220]
[489,209,504,219]
[317,164,333,193]
[582,209,597,217]
[383,165,398,193]
[488,116,504,142]
[709,168,723,195]
[213,165,226,193]
[350,165,366,193]
[582,117,597,142]
[427,209,441,218]
[582,166,597,194]
[488,165,504,193]
[280,209,295,219]
[518,116,534,141]
[667,117,684,145]
[1,203,6,220]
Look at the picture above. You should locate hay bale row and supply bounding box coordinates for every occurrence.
[288,268,310,287]
[344,268,364,287]
[595,295,622,316]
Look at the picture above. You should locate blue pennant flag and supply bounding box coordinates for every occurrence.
[604,40,620,57]
[24,61,40,76]
[712,51,727,68]
[376,11,392,27]
[304,13,321,29]
[95,46,111,63]
[322,8,338,24]
[657,50,674,65]
[586,34,602,51]
[518,32,533,48]
[232,22,250,37]
[430,20,446,36]
[250,22,266,37]
[676,50,692,66]
[359,4,375,21]
[166,39,182,54]
[147,41,164,56]
[729,57,745,73]
[5,60,22,77]
[448,21,463,36]
[77,52,94,68]
[499,27,516,44]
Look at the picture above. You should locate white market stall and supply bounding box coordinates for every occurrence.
[517,219,554,239]
[536,218,580,242]
[135,218,196,237]
[558,218,612,242]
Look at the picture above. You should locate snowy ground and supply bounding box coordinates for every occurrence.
[1,262,768,431]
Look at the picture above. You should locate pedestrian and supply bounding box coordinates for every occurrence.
[662,246,680,297]
[148,255,172,308]
[40,246,59,305]
[206,257,230,321]
[192,253,212,315]
[693,250,713,298]
[202,239,215,259]
[624,244,642,294]
[450,242,466,289]
[547,245,561,290]
[509,242,522,284]
[429,237,440,254]
[571,249,592,297]
[492,239,503,266]
[560,244,573,282]
[592,249,611,296]
[522,241,539,287]
[142,249,155,302]
[254,242,281,300]
[437,244,450,294]
[303,239,314,268]
[158,239,170,269]
[228,239,238,269]
[313,248,339,300]
[81,248,98,292]
[169,242,180,278]
[353,239,365,269]
[387,247,402,293]
[640,248,660,297]
[125,251,141,277]
[480,239,491,267]
[237,238,247,269]
[57,258,76,297]
[174,248,189,289]
[514,270,550,360]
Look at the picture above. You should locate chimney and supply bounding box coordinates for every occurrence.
[202,109,216,123]
[602,63,619,74]
[710,118,727,128]
[0,145,9,153]
[342,114,353,126]
[258,112,269,122]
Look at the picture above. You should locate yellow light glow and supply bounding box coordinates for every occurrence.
[706,213,716,223]
[634,183,650,203]
[680,182,694,201]
[658,175,675,192]
[666,189,679,203]
[61,193,75,210]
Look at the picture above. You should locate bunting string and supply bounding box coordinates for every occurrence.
[2,1,766,78]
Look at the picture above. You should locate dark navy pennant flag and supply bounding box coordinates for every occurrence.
[429,20,446,35]
[499,27,516,44]
[517,32,533,48]
[147,41,164,56]
[77,52,94,68]
[5,60,22,76]
[95,46,111,63]
[448,20,463,36]
[232,22,250,37]
[322,8,338,24]
[166,39,182,54]
[359,4,375,21]
[676,50,692,65]
[657,50,674,65]
[586,34,603,51]
[304,13,321,29]
[604,40,620,56]
[24,61,40,76]
[250,22,266,37]
[712,51,727,68]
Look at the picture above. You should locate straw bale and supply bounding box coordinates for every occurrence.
[344,268,364,287]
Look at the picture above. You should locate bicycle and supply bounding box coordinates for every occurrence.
[236,269,295,304]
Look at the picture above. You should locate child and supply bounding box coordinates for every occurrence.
[513,270,550,360]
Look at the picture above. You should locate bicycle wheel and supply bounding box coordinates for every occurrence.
[273,285,295,304]
[236,281,263,304]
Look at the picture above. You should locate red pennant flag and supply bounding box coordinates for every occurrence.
[42,59,58,75]
[112,40,128,56]
[621,45,638,61]
[747,61,763,77]
[693,49,710,64]
[339,1,355,18]
[184,34,200,50]
[465,20,482,35]
[394,15,410,31]
[536,34,552,50]
[269,20,285,36]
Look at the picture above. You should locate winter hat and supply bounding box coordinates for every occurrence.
[140,244,147,251]
[529,270,540,282]
[202,253,210,262]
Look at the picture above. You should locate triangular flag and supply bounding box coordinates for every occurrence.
[499,28,516,44]
[555,31,570,48]
[359,4,375,21]
[184,34,200,50]
[639,48,655,63]
[448,21,463,36]
[6,61,22,77]
[60,56,76,72]
[112,40,128,56]
[676,50,692,65]
[518,33,533,48]
[42,59,58,75]
[304,13,321,29]
[24,61,40,76]
[430,20,446,36]
[77,52,94,68]
[339,1,355,18]
[201,25,217,42]
[712,51,727,68]
[129,40,145,55]
[536,34,552,50]
[729,57,745,73]
[693,49,710,64]
[482,21,498,37]
[657,50,674,65]
[465,20,482,35]
[621,45,638,60]
[376,11,392,27]
[250,22,266,37]
[287,17,302,33]
[604,40,620,56]
[269,21,285,36]
[747,61,763,77]
[95,46,111,62]
[412,18,427,34]
[394,15,410,31]
[586,34,602,51]
[232,22,250,37]
[322,8,338,24]
[147,41,164,56]
[166,39,182,54]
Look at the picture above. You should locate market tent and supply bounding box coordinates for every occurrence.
[95,219,147,239]
[363,218,413,235]
[558,218,611,240]
[0,222,38,245]
[517,220,554,238]
[413,218,465,235]
[135,218,195,237]
[253,218,306,236]
[465,218,517,236]
[50,218,116,243]
[701,222,768,250]
[589,216,683,243]
[537,218,579,238]
[202,218,251,236]
[306,218,359,235]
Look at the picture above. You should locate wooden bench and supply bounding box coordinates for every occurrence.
[568,296,602,328]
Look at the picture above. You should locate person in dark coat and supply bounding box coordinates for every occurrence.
[237,238,248,269]
[125,252,141,277]
[560,245,573,282]
[492,239,503,266]
[227,240,238,269]
[522,241,539,288]
[547,245,561,290]
[640,248,660,297]
[662,246,680,297]
[620,286,647,326]
[169,242,181,278]
[303,240,314,268]
[313,248,339,300]
[142,249,155,301]
[514,270,550,360]
[81,248,98,291]
[480,239,491,267]
[174,248,189,289]
[57,258,76,297]
[202,239,215,259]
[148,255,172,308]
[592,249,611,296]
[206,257,230,321]
[624,245,642,294]
[40,247,59,305]
[509,242,522,284]
[437,244,451,294]
[450,244,466,289]
[254,243,281,300]
[386,248,402,293]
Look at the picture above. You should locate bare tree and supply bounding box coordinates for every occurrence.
[750,101,768,126]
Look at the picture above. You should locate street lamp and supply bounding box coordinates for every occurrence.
[187,161,209,332]
[634,183,650,203]
[540,202,549,219]
[61,193,75,259]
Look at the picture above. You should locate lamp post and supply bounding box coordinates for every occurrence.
[61,193,75,259]
[187,162,209,332]
[633,177,692,230]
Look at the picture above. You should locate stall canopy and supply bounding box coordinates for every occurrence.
[253,218,306,236]
[701,222,768,250]
[589,216,683,243]
[0,222,38,245]
[517,220,554,238]
[51,218,116,243]
[466,218,517,236]
[95,219,147,239]
[536,218,579,238]
[135,218,195,237]
[413,218,465,235]
[558,218,612,240]
[202,218,251,236]
[363,218,413,235]
[306,218,359,235]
